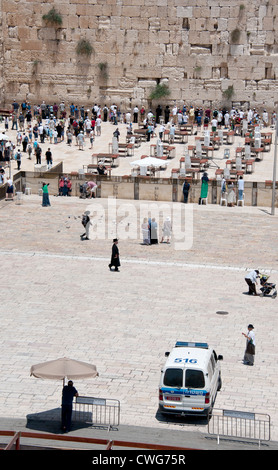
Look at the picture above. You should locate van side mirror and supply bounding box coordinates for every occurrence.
[165,352,170,357]
[217,355,223,361]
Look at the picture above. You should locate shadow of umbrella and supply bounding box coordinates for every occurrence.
[26,408,93,434]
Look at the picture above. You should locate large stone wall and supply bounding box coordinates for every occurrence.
[0,0,277,110]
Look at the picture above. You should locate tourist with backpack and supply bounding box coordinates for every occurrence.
[15,149,22,170]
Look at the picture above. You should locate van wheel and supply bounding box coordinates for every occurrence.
[206,407,212,422]
[217,374,222,391]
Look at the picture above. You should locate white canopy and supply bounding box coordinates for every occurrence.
[130,156,169,168]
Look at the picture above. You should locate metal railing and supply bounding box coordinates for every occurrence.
[73,396,120,430]
[0,430,198,451]
[208,408,270,445]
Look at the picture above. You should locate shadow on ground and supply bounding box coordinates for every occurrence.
[26,408,94,434]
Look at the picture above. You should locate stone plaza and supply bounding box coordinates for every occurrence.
[0,183,278,444]
[1,0,278,451]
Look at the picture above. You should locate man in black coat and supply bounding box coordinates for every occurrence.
[109,238,120,271]
[61,380,78,432]
[182,180,190,203]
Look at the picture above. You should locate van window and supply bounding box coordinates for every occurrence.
[185,369,205,388]
[164,368,183,387]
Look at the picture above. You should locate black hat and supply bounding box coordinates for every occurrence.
[113,238,118,242]
[248,324,254,329]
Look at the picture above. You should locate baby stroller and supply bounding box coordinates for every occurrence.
[79,183,90,199]
[259,274,277,298]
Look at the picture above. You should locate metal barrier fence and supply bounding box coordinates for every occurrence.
[208,408,270,445]
[73,396,120,430]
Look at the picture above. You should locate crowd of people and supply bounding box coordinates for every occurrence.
[6,99,277,145]
[0,98,275,206]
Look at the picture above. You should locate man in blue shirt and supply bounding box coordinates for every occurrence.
[61,380,78,432]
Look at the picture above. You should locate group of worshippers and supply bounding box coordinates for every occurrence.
[141,217,172,245]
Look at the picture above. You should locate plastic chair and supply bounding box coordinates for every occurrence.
[24,187,31,195]
[220,192,227,206]
[15,191,23,205]
[237,193,245,206]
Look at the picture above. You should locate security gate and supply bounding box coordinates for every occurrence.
[73,396,120,430]
[208,408,270,445]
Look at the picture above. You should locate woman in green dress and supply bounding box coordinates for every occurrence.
[42,182,51,207]
[200,172,209,202]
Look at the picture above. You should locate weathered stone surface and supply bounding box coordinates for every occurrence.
[0,0,277,110]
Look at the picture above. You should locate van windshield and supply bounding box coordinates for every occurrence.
[185,369,205,388]
[164,368,183,388]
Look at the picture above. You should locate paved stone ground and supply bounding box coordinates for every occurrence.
[0,194,277,447]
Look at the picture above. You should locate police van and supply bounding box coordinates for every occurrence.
[159,341,223,419]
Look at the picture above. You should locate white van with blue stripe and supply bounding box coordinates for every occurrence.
[159,342,223,419]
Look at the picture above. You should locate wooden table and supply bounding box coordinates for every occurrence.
[226,158,255,174]
[84,164,112,177]
[109,142,134,156]
[179,157,208,171]
[251,147,264,161]
[133,129,148,141]
[92,153,119,167]
[150,144,176,158]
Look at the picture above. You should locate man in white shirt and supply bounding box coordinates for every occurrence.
[211,117,218,132]
[262,110,268,127]
[169,124,175,143]
[237,176,244,200]
[96,117,102,136]
[159,124,165,140]
[247,108,253,123]
[245,270,260,295]
[172,105,178,124]
[125,111,131,124]
[85,118,91,137]
[133,106,139,123]
[224,111,230,127]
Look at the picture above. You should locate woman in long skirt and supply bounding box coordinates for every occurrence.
[242,324,255,366]
[200,172,209,202]
[42,182,51,207]
[141,218,150,245]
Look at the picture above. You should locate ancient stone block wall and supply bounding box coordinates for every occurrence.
[0,0,277,110]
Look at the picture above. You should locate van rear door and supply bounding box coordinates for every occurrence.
[181,368,208,412]
[160,368,184,411]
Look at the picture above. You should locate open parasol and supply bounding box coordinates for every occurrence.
[130,156,169,168]
[30,357,98,385]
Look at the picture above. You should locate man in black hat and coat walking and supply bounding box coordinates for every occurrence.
[109,238,120,271]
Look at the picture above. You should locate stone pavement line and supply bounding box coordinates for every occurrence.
[1,249,278,274]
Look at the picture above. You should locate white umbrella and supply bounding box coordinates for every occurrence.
[30,357,98,386]
[130,156,169,167]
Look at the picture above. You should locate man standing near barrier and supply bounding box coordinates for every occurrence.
[61,380,78,433]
